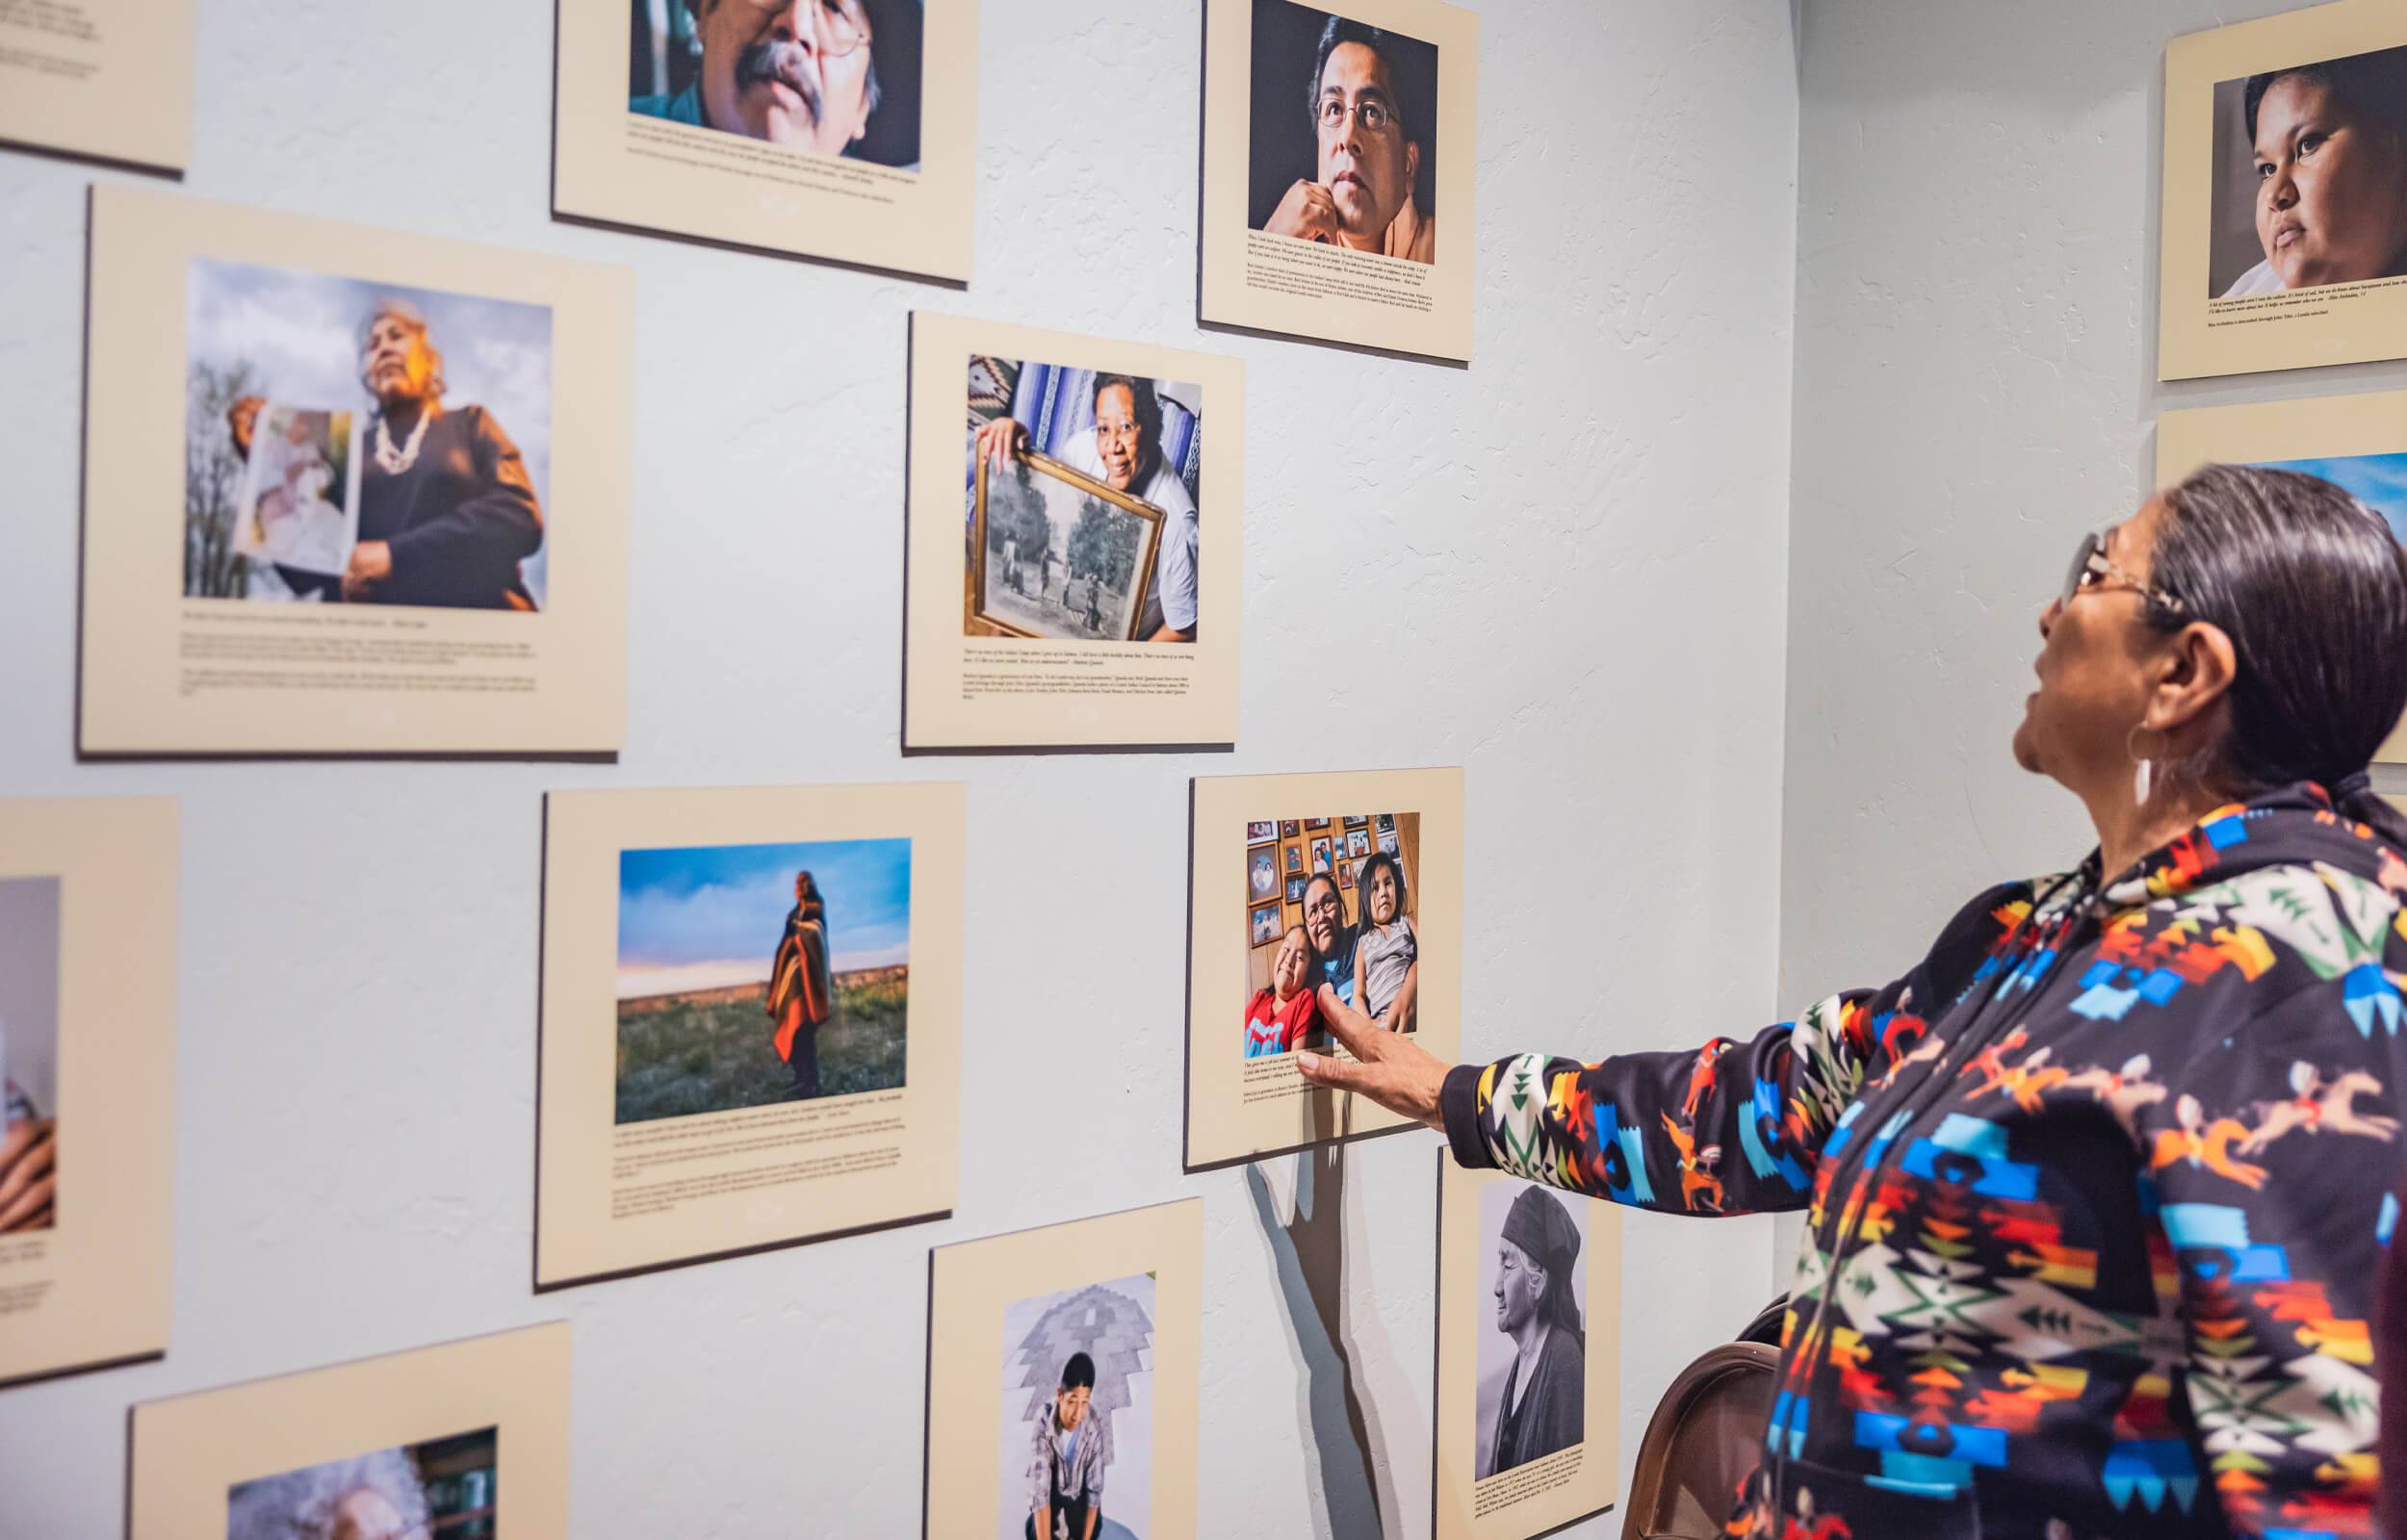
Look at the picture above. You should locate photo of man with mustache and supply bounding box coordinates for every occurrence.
[631,0,923,168]
[1250,6,1439,266]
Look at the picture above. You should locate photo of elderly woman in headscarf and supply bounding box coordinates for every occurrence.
[1476,1183,1586,1479]
[2210,43,2407,297]
[185,261,555,611]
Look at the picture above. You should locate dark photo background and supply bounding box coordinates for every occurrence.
[627,0,927,168]
[1246,0,1440,231]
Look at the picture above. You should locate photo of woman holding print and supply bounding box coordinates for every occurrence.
[2213,44,2407,296]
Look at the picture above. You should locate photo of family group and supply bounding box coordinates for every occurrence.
[614,836,911,1124]
[996,1273,1156,1540]
[627,0,926,171]
[1473,1181,1588,1482]
[1247,0,1441,266]
[2208,42,2407,298]
[1242,812,1418,1059]
[225,1426,497,1540]
[183,258,555,612]
[963,354,1204,645]
[0,876,60,1237]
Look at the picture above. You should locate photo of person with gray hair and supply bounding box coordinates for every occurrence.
[1475,1182,1586,1479]
[628,0,925,169]
[224,1427,496,1540]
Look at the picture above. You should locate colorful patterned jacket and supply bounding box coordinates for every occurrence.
[1440,781,2407,1539]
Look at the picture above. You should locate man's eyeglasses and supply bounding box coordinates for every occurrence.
[2058,528,2185,613]
[1316,95,1395,135]
[805,0,871,59]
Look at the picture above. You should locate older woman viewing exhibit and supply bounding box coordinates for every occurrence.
[2223,47,2407,296]
[1298,464,2407,1537]
[230,298,544,610]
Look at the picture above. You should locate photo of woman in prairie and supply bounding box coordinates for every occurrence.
[769,870,837,1099]
[614,838,911,1125]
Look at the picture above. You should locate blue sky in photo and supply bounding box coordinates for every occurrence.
[2253,451,2407,542]
[615,837,912,997]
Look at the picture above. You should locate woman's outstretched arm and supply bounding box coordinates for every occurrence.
[1295,879,2039,1216]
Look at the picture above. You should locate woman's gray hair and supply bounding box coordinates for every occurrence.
[2146,463,2407,833]
[357,297,446,401]
[224,1446,431,1540]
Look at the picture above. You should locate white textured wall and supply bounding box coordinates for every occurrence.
[0,1,1798,1533]
[1773,1,2407,1284]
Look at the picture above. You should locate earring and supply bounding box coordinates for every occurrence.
[2127,723,2156,805]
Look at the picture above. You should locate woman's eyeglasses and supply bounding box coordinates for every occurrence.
[2059,529,2185,613]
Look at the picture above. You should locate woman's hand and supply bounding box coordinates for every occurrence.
[341,539,393,601]
[1295,990,1450,1131]
[972,417,1028,473]
[0,1117,58,1233]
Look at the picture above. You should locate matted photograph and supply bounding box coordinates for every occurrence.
[925,1200,1201,1540]
[130,1324,568,1540]
[1247,0,1439,266]
[555,0,975,280]
[0,0,192,175]
[227,1425,496,1540]
[2161,0,2407,379]
[0,877,61,1237]
[1184,768,1462,1170]
[616,836,912,1124]
[1238,808,1422,1064]
[185,259,554,612]
[537,783,962,1291]
[1200,0,1477,361]
[1435,1158,1621,1540]
[0,798,174,1392]
[964,355,1200,645]
[904,315,1243,750]
[2155,389,2407,761]
[81,186,632,758]
[996,1272,1157,1540]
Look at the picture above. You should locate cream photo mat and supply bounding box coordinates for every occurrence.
[80,184,633,757]
[1434,1159,1622,1540]
[2159,0,2407,380]
[1184,766,1462,1170]
[924,1198,1203,1540]
[536,782,964,1290]
[554,0,977,281]
[129,1322,570,1539]
[2154,388,2407,762]
[0,797,175,1391]
[1199,0,1478,363]
[0,0,191,175]
[904,312,1244,750]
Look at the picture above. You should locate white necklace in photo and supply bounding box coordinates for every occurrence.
[374,410,431,475]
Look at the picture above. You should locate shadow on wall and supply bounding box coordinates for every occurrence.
[1245,1141,1408,1538]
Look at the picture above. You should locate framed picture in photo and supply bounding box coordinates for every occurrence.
[1284,843,1306,876]
[1339,859,1356,889]
[1306,817,1330,830]
[1285,876,1307,905]
[1346,828,1371,859]
[1343,814,1369,828]
[971,450,1164,643]
[1281,820,1300,837]
[1247,821,1277,842]
[1309,835,1334,873]
[1250,902,1282,945]
[1248,845,1281,902]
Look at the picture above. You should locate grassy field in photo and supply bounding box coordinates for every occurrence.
[613,968,908,1125]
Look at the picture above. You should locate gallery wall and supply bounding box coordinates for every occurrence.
[0,1,1801,1536]
[1774,0,2407,1280]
